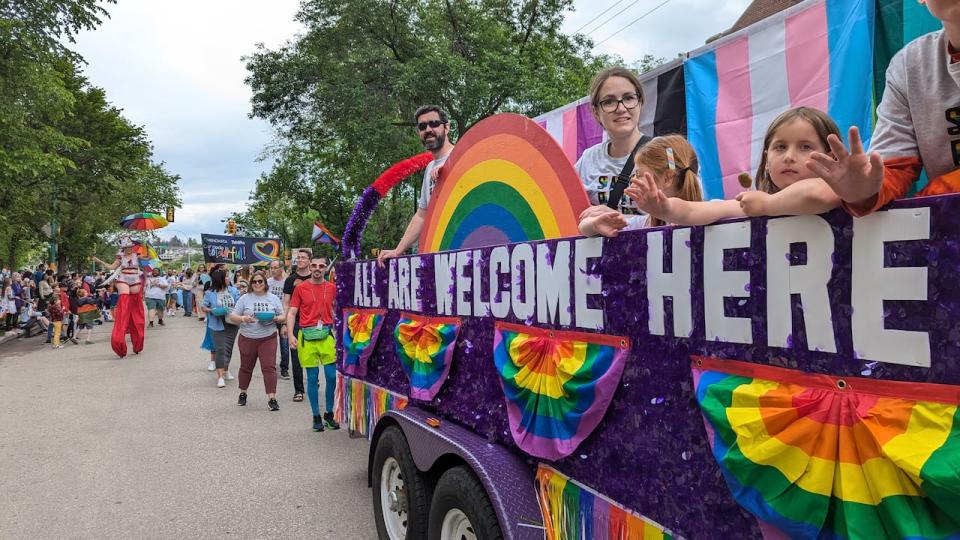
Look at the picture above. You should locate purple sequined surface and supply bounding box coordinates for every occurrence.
[335,197,960,539]
[341,186,381,259]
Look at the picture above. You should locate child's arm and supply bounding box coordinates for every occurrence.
[626,171,743,226]
[578,205,628,237]
[736,178,841,216]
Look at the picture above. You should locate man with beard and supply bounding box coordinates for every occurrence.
[377,105,455,265]
[282,248,312,401]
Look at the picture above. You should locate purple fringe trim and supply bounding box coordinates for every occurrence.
[342,186,382,259]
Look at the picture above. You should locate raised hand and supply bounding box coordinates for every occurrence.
[625,171,673,221]
[807,126,884,205]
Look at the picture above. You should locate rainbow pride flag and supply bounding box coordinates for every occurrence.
[692,356,960,539]
[394,313,461,400]
[537,465,674,540]
[341,308,386,377]
[333,373,408,439]
[493,322,629,460]
[685,0,874,201]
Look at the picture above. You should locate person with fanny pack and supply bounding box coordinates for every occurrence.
[286,256,340,432]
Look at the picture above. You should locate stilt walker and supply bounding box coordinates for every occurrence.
[92,236,147,357]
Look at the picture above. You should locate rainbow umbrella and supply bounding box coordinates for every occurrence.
[120,212,168,230]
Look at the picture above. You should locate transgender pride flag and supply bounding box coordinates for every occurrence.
[686,0,875,200]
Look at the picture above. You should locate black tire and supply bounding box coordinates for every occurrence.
[428,466,503,540]
[372,426,431,540]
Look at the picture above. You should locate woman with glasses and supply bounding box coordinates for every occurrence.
[201,268,239,388]
[228,270,285,411]
[575,67,649,219]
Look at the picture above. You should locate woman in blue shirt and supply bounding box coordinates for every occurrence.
[201,268,240,388]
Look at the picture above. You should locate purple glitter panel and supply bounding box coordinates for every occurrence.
[335,196,960,539]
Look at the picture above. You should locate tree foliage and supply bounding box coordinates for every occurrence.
[244,0,614,255]
[0,0,180,271]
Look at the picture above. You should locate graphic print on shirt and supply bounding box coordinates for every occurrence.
[594,174,643,215]
[217,291,235,309]
[251,300,274,314]
[947,106,960,166]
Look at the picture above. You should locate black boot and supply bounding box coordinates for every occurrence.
[323,412,340,430]
[312,415,324,432]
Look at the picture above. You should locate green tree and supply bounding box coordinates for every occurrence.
[244,0,611,253]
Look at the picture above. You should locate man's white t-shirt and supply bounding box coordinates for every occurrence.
[267,277,285,301]
[575,140,646,217]
[417,154,452,210]
[144,276,169,300]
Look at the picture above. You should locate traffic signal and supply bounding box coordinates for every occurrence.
[226,219,237,235]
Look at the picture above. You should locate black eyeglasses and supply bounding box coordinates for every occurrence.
[417,119,446,131]
[597,93,640,113]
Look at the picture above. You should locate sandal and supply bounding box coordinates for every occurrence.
[293,393,304,402]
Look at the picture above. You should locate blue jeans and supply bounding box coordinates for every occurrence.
[181,290,193,316]
[305,364,337,416]
[278,330,289,371]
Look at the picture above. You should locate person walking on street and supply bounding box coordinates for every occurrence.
[3,278,16,330]
[180,269,196,317]
[282,249,312,401]
[266,260,290,378]
[286,256,340,432]
[228,270,285,411]
[144,268,168,327]
[202,268,239,388]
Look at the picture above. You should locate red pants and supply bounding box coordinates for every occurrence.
[237,333,278,394]
[111,293,145,358]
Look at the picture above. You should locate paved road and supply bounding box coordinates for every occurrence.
[0,314,377,539]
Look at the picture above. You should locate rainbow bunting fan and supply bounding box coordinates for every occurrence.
[493,322,630,460]
[394,313,461,401]
[692,356,960,539]
[341,308,387,377]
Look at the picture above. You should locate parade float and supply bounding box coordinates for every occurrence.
[333,0,958,538]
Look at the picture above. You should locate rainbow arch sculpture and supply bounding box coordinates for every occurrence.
[418,113,589,253]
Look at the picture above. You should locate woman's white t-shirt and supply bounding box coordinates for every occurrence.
[575,140,646,218]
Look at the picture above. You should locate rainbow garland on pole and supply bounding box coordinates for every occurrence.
[692,356,960,539]
[334,373,408,440]
[537,465,675,540]
[341,152,433,259]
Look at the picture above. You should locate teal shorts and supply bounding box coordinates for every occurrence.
[145,298,165,311]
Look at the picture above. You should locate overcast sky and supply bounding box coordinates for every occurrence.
[72,0,752,241]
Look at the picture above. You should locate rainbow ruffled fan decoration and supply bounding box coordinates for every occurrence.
[341,308,386,377]
[393,313,461,401]
[692,356,960,539]
[493,322,630,460]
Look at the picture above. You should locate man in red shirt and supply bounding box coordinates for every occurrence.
[287,257,340,432]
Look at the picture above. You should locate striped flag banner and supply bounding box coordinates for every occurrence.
[685,0,875,201]
[534,60,687,164]
[874,0,942,108]
[536,464,676,540]
[333,373,408,439]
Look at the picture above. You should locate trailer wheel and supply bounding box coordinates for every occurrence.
[428,466,503,540]
[373,426,430,540]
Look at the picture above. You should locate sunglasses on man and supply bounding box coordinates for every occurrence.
[310,263,327,269]
[417,119,446,131]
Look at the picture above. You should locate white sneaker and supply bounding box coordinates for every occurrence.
[217,377,225,388]
[225,371,234,381]
[207,361,215,371]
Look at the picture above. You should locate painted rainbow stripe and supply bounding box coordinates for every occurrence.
[684,0,873,200]
[493,322,629,460]
[419,113,589,253]
[692,356,960,539]
[394,313,461,401]
[341,308,386,377]
[537,465,674,540]
[334,373,408,439]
